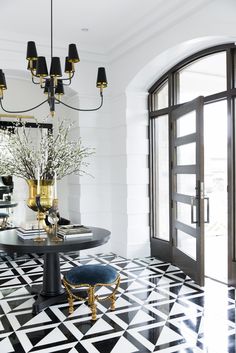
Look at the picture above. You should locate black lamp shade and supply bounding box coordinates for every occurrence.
[27,60,37,71]
[0,70,7,89]
[55,79,64,95]
[96,67,107,88]
[36,56,48,77]
[64,57,74,73]
[68,44,80,63]
[44,79,50,94]
[26,41,38,60]
[50,57,62,77]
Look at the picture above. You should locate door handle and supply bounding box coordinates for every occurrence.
[191,196,197,224]
[204,197,210,223]
[191,196,210,224]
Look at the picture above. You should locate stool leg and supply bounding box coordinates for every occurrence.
[88,287,92,306]
[111,292,116,311]
[111,276,120,311]
[63,280,74,315]
[68,295,74,315]
[89,286,97,321]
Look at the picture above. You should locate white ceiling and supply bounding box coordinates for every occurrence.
[0,0,211,59]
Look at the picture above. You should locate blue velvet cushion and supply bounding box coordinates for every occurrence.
[64,264,118,286]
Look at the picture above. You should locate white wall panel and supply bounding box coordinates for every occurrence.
[127,197,149,214]
[80,185,111,212]
[127,213,149,229]
[110,156,127,184]
[127,167,149,185]
[111,185,127,212]
[126,155,148,171]
[127,184,148,199]
[80,212,112,229]
[127,226,150,243]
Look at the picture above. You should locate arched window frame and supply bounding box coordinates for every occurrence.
[148,43,236,285]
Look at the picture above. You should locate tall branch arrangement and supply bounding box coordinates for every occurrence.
[0,122,93,180]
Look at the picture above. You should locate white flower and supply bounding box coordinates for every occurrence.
[0,122,94,180]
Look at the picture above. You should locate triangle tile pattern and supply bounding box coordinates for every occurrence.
[0,252,234,352]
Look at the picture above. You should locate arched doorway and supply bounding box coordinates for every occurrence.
[149,43,236,286]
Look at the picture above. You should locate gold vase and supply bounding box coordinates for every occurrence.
[27,179,54,230]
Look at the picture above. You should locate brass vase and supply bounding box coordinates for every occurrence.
[27,179,54,230]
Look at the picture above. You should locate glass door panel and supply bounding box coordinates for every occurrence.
[177,202,196,228]
[171,96,205,286]
[177,143,196,165]
[154,115,169,241]
[177,230,196,260]
[176,174,196,196]
[176,111,196,137]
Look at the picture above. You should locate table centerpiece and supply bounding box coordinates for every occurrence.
[0,121,93,237]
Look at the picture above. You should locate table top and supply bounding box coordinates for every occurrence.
[0,201,18,209]
[0,227,110,254]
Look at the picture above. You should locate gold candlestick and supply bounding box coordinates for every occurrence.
[34,194,46,242]
[48,198,62,242]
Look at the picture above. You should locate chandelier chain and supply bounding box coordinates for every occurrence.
[51,0,53,59]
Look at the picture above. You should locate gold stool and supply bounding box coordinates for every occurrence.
[62,264,120,320]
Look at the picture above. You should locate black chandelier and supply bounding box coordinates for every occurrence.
[0,0,107,117]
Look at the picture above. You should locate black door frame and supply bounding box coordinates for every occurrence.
[149,43,236,287]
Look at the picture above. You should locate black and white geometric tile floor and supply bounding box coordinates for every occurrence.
[0,252,235,353]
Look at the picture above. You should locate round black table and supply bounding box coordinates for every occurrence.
[0,227,110,314]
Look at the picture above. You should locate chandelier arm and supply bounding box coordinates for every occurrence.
[55,95,104,112]
[0,99,48,114]
[30,69,40,78]
[31,76,40,85]
[61,80,72,87]
[61,72,75,82]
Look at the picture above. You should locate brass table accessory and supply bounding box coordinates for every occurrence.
[47,198,62,242]
[27,179,54,231]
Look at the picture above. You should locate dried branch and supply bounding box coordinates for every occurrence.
[0,122,94,180]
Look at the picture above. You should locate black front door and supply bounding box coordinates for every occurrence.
[171,96,205,286]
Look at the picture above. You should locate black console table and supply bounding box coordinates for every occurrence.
[0,227,110,314]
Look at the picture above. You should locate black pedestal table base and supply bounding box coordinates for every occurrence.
[32,290,67,315]
[31,252,66,314]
